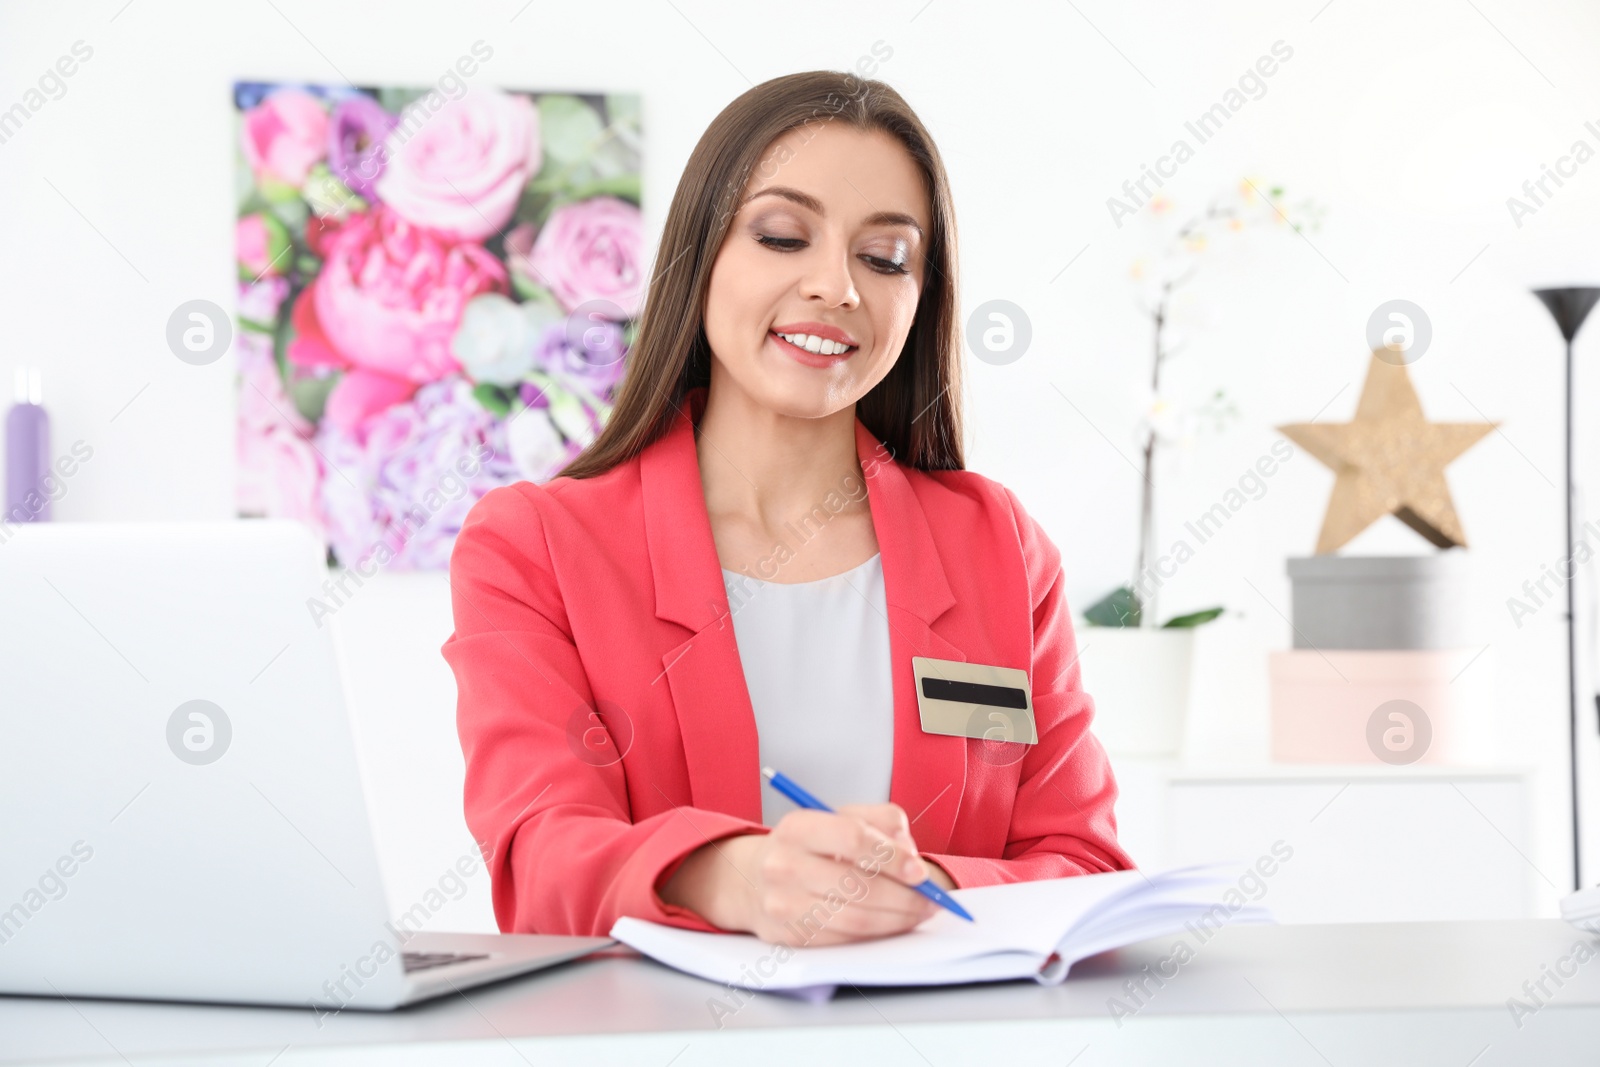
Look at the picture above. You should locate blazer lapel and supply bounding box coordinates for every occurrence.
[853,418,969,856]
[640,387,970,854]
[640,390,761,821]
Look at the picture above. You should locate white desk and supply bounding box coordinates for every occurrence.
[5,919,1598,1066]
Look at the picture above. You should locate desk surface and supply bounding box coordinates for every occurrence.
[5,919,1599,1066]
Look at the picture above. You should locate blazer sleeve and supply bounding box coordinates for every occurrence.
[442,483,769,938]
[919,484,1137,888]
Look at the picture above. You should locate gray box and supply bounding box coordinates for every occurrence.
[1286,552,1472,650]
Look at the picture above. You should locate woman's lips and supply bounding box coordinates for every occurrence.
[768,331,856,368]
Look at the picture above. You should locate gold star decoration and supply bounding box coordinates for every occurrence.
[1275,349,1498,554]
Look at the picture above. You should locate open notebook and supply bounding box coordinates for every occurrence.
[612,862,1273,1002]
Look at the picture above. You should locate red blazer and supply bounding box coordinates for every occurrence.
[443,385,1134,938]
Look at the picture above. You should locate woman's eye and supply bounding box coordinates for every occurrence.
[756,235,804,251]
[756,235,910,276]
[864,255,910,276]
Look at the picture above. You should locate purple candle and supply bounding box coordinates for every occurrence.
[5,367,50,522]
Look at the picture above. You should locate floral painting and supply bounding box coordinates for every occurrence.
[232,79,642,570]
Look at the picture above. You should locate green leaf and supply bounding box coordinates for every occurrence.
[513,185,554,227]
[559,172,641,206]
[236,176,267,216]
[1161,606,1224,628]
[272,308,296,381]
[604,93,641,129]
[539,94,604,165]
[511,274,557,305]
[586,126,641,183]
[523,286,566,323]
[235,149,256,207]
[302,162,364,219]
[286,370,337,424]
[265,194,308,234]
[547,384,592,441]
[473,382,512,418]
[1084,585,1141,627]
[377,87,430,114]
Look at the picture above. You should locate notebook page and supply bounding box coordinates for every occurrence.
[1057,861,1255,944]
[611,865,1199,991]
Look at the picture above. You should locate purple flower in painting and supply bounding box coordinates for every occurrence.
[236,275,291,325]
[327,94,399,199]
[531,320,627,399]
[518,380,548,409]
[314,376,519,571]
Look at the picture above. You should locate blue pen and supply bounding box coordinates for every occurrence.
[762,767,975,923]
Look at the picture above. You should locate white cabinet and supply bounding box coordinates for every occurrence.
[1109,760,1536,923]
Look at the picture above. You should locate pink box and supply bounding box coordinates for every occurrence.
[1268,649,1490,764]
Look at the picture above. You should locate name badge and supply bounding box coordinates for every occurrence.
[912,656,1037,744]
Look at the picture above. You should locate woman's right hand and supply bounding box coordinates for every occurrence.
[657,802,940,946]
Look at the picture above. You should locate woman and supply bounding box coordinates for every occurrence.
[443,70,1133,948]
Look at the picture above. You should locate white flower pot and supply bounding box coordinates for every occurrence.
[1074,624,1195,757]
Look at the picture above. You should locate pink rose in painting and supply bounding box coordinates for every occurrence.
[305,212,357,258]
[286,206,508,433]
[315,376,520,571]
[524,196,644,318]
[236,213,291,279]
[241,88,329,189]
[374,85,541,242]
[236,330,326,545]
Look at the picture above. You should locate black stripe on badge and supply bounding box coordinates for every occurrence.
[920,676,1028,710]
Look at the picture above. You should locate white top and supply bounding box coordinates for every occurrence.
[721,552,895,828]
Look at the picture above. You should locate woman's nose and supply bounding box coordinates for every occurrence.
[796,240,860,308]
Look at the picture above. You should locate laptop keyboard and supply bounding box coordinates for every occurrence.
[402,950,489,973]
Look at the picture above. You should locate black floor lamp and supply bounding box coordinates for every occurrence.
[1534,286,1600,892]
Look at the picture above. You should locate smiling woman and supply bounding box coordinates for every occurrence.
[443,70,1133,949]
[705,128,927,413]
[560,72,964,477]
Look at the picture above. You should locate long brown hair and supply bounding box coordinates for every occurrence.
[556,70,965,479]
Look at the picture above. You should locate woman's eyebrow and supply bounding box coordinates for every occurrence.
[743,185,924,237]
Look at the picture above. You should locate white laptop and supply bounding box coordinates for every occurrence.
[0,519,611,1011]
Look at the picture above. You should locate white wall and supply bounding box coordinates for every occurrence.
[4,0,1599,926]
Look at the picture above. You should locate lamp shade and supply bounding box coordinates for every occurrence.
[1534,287,1600,342]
